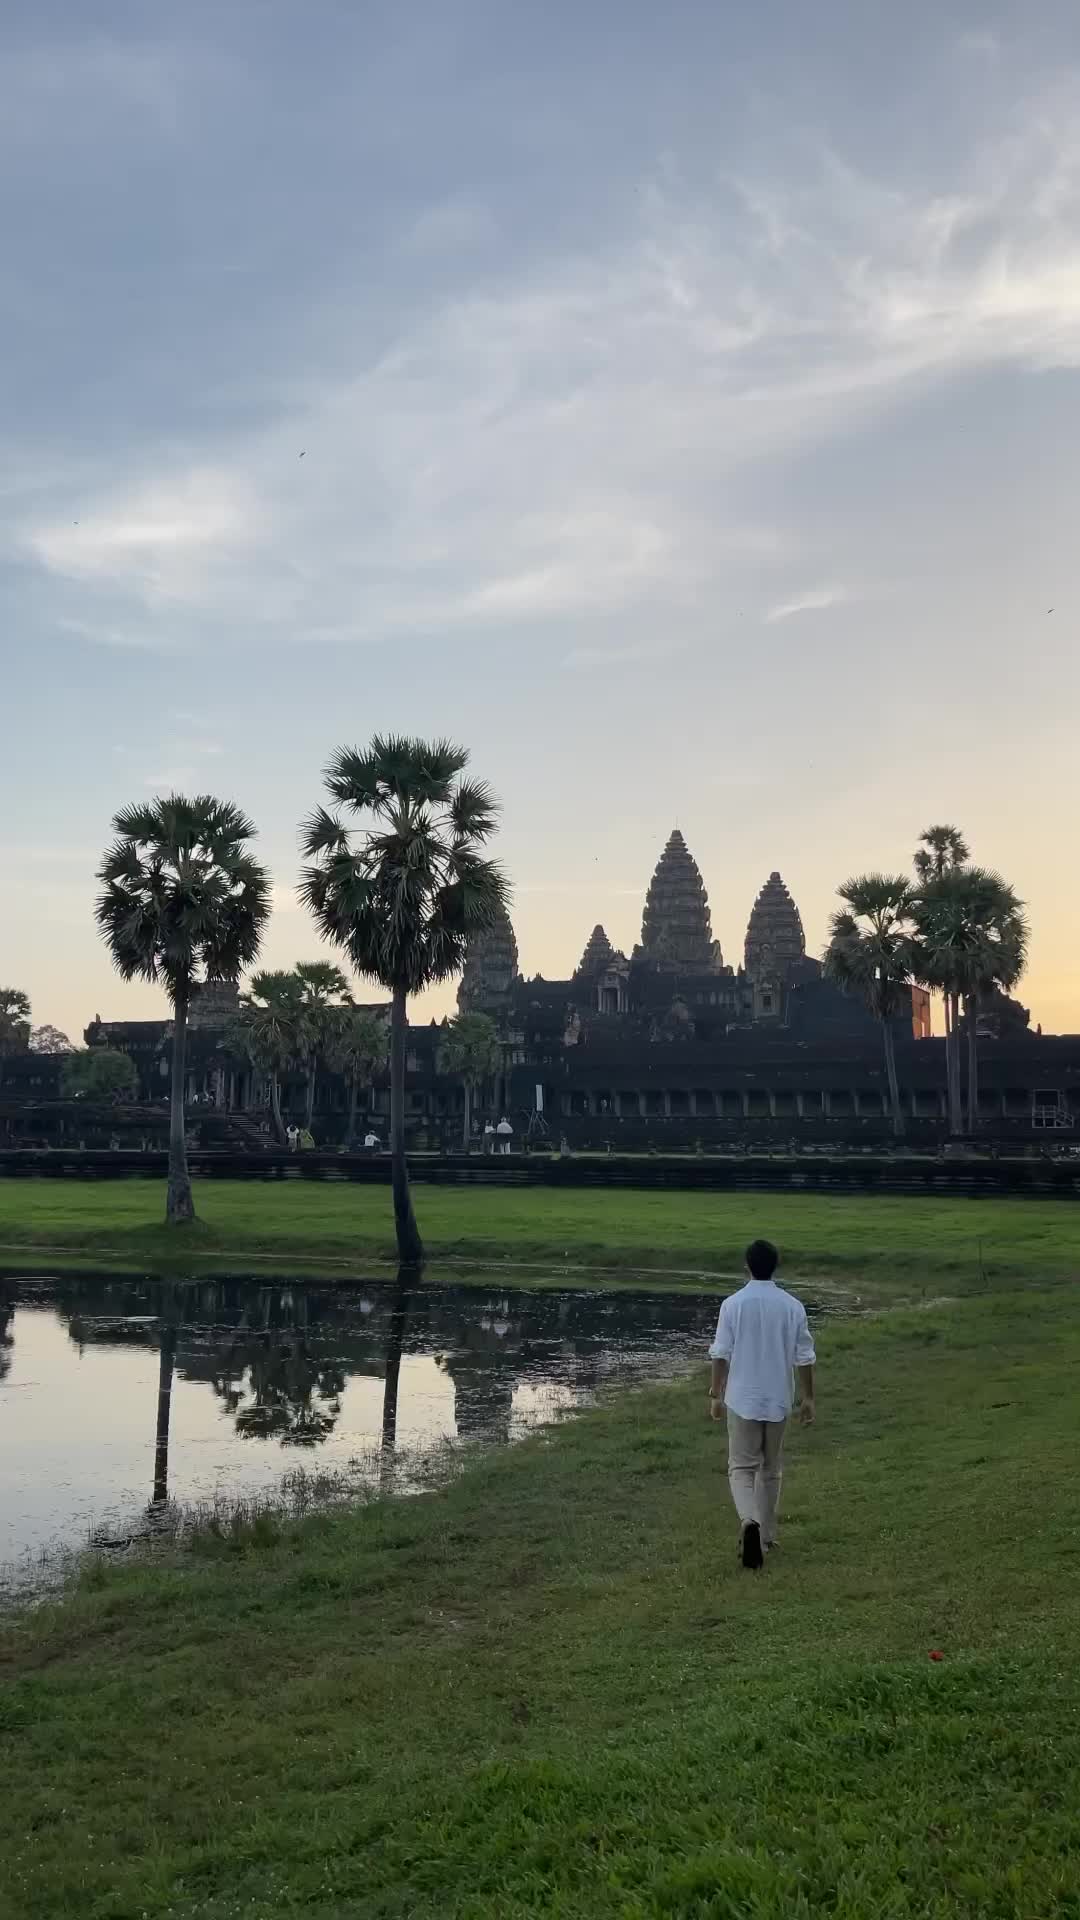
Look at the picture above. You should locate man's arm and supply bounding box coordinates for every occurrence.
[707,1306,732,1421]
[795,1311,817,1425]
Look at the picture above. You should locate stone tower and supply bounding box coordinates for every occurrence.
[637,829,722,972]
[457,906,520,1014]
[744,872,805,980]
[744,871,805,1021]
[574,925,622,977]
[575,924,629,1014]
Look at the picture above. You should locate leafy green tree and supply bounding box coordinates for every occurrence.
[912,868,1028,1134]
[0,988,31,1055]
[300,734,508,1263]
[824,875,914,1138]
[323,1005,389,1148]
[293,960,352,1129]
[95,795,270,1223]
[29,1025,72,1054]
[62,1048,138,1102]
[231,970,307,1144]
[437,1011,502,1150]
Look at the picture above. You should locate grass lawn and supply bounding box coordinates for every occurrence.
[2,1176,1080,1292]
[2,1282,1080,1915]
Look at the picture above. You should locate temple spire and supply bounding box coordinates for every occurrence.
[744,871,805,981]
[638,828,721,972]
[575,925,624,977]
[457,904,520,1013]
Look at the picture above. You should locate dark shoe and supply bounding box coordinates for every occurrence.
[740,1521,764,1571]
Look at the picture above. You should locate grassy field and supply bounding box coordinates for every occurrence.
[2,1176,1080,1291]
[3,1281,1080,1916]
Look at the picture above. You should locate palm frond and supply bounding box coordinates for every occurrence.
[299,737,506,998]
[450,779,500,844]
[94,792,269,1005]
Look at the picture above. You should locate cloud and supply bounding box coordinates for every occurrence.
[18,75,1080,652]
[28,469,258,605]
[56,617,176,652]
[765,588,851,623]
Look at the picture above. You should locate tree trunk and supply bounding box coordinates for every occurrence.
[346,1076,359,1151]
[305,1065,316,1132]
[167,989,195,1223]
[966,994,980,1133]
[882,1017,904,1138]
[152,1321,177,1505]
[390,986,423,1264]
[946,992,963,1135]
[269,1076,286,1144]
[462,1078,471,1152]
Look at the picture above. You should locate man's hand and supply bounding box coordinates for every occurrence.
[799,1398,816,1427]
[708,1393,725,1422]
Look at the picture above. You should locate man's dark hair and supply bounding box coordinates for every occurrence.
[746,1238,779,1279]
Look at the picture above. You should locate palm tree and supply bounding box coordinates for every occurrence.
[300,735,508,1264]
[324,1005,390,1148]
[907,817,968,1052]
[437,1011,502,1150]
[294,961,352,1131]
[231,970,307,1143]
[96,795,270,1221]
[911,827,970,1131]
[824,875,914,1138]
[912,868,1028,1134]
[913,825,970,885]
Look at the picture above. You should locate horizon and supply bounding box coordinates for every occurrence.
[4,3,1080,1040]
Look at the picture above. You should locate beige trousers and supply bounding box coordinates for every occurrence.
[726,1410,787,1544]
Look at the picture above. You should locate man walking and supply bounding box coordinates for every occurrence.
[708,1239,816,1571]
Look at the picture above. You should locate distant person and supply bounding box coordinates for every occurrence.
[483,1121,496,1154]
[286,1124,300,1152]
[363,1129,380,1151]
[496,1115,514,1155]
[708,1238,816,1571]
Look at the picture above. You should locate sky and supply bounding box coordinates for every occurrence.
[4,0,1080,1040]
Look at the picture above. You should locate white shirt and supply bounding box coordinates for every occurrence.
[708,1279,816,1423]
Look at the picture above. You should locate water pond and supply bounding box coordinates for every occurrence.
[1,1269,736,1581]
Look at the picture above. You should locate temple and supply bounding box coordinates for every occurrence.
[4,826,1075,1150]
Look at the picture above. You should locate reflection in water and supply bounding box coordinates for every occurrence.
[380,1277,410,1490]
[0,1284,13,1383]
[0,1269,755,1569]
[153,1322,177,1507]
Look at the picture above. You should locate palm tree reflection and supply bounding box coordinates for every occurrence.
[379,1271,412,1490]
[0,1286,14,1384]
[152,1320,178,1505]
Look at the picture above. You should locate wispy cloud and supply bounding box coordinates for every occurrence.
[56,617,176,653]
[765,588,851,623]
[18,73,1080,653]
[29,470,258,605]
